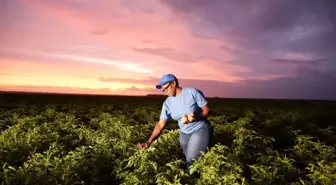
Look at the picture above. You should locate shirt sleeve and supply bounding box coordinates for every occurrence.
[160,101,171,120]
[193,88,208,107]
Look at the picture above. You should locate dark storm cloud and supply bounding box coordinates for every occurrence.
[270,58,331,65]
[159,0,336,100]
[164,0,336,58]
[179,73,336,100]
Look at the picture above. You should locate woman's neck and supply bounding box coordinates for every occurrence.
[175,86,183,96]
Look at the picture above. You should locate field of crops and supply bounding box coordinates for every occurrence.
[1,92,336,185]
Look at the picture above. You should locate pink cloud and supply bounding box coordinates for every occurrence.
[98,76,157,85]
[16,0,236,79]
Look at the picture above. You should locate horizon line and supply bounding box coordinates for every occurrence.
[0,90,335,102]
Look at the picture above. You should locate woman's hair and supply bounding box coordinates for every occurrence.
[173,79,179,87]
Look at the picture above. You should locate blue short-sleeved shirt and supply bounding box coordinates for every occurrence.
[160,87,208,134]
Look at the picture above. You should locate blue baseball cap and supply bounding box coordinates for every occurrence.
[156,74,177,89]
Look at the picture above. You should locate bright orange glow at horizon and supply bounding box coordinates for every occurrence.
[0,57,154,95]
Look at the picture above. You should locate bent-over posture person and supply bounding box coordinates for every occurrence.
[138,74,214,174]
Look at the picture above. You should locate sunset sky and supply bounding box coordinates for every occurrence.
[1,0,336,100]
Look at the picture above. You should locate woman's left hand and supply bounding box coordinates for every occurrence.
[187,112,195,122]
[182,115,190,124]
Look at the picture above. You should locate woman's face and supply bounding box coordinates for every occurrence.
[161,82,174,96]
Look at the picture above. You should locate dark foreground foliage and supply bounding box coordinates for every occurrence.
[1,92,336,185]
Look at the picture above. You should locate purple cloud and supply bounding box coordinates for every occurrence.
[163,0,336,63]
[270,58,331,65]
[157,0,336,100]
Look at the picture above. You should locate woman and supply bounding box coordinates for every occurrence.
[138,73,214,174]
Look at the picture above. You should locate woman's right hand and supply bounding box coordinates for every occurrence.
[138,141,151,150]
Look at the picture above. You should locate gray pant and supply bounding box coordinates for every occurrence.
[179,122,214,174]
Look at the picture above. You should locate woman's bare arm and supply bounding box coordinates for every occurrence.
[147,119,168,143]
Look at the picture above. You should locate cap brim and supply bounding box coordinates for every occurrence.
[156,84,162,89]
